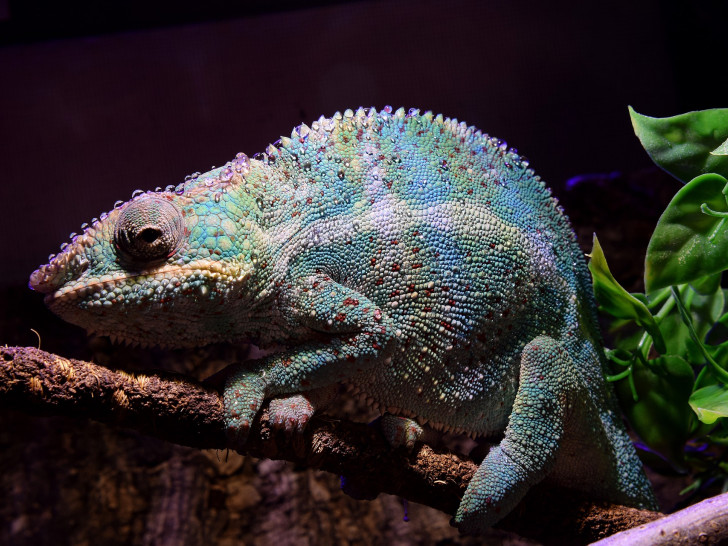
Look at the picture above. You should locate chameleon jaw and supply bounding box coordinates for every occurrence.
[41,258,253,303]
[39,260,256,347]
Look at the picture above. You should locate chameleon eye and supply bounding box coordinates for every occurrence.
[114,196,183,263]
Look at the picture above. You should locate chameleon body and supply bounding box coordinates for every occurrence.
[30,107,656,532]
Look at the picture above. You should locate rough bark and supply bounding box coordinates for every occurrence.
[0,345,665,544]
[592,492,728,545]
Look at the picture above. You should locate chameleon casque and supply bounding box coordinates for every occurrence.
[29,106,656,533]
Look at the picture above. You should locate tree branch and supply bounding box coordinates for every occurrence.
[0,345,664,544]
[592,491,728,545]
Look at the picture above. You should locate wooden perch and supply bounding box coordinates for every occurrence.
[0,345,667,544]
[592,490,728,545]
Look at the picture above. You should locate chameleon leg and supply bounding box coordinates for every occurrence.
[454,335,576,534]
[268,385,339,435]
[224,274,396,447]
[379,414,426,450]
[341,414,439,500]
[266,386,339,456]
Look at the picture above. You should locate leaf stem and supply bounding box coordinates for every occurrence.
[607,366,633,382]
[700,203,728,219]
[672,287,728,383]
[638,291,676,361]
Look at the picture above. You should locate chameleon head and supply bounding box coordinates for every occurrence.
[29,163,270,347]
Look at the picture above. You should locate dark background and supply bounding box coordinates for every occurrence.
[1,2,727,544]
[2,0,726,291]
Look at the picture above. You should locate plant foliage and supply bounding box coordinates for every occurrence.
[590,107,728,495]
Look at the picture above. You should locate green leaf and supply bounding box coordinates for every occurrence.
[607,320,647,354]
[615,355,694,466]
[706,341,728,371]
[629,107,728,183]
[712,137,728,156]
[589,235,666,353]
[689,384,728,425]
[672,287,728,384]
[707,430,728,446]
[687,288,725,363]
[690,286,724,330]
[658,303,692,358]
[665,286,726,363]
[645,173,728,292]
[690,272,723,295]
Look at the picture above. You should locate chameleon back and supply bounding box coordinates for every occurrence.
[250,107,604,436]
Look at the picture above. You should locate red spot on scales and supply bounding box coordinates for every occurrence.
[342,297,359,306]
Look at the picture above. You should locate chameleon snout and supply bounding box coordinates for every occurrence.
[29,244,90,295]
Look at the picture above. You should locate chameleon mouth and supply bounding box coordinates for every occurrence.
[42,260,254,309]
[39,261,257,349]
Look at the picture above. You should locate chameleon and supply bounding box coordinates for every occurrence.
[29,106,657,533]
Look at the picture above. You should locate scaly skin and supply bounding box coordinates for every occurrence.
[30,106,656,533]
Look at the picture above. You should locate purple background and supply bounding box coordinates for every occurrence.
[1,1,725,285]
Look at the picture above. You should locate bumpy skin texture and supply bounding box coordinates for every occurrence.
[30,106,657,533]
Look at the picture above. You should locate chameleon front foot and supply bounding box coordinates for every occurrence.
[268,384,339,436]
[223,366,266,448]
[268,394,315,435]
